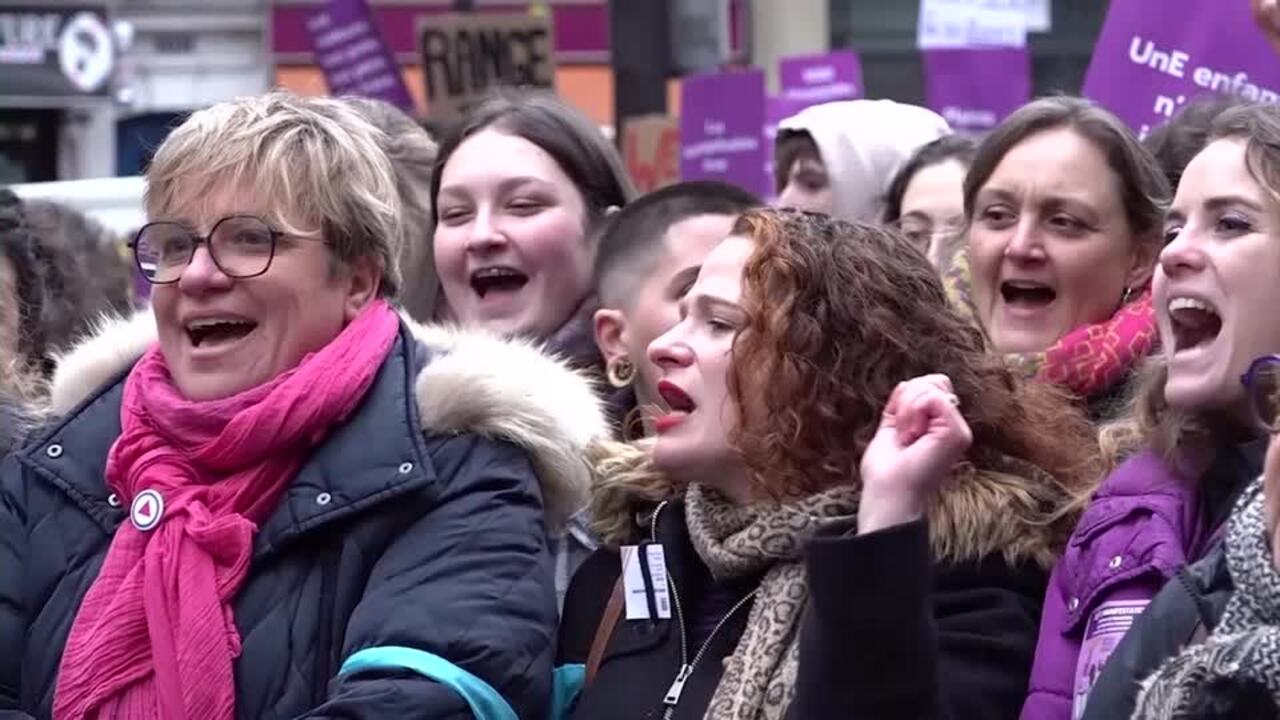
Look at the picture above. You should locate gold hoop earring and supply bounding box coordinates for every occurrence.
[606,357,636,388]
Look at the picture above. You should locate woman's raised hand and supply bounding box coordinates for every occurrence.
[858,374,973,535]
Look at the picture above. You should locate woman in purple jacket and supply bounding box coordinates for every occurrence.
[1022,102,1280,719]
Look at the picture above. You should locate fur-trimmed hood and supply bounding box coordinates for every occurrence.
[587,441,1068,570]
[47,310,607,527]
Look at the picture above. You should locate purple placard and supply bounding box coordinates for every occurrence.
[1083,0,1280,138]
[681,69,768,197]
[922,47,1030,135]
[778,50,864,107]
[306,0,415,111]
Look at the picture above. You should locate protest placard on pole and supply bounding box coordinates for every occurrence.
[624,115,680,194]
[778,50,864,107]
[418,11,556,122]
[306,0,415,112]
[680,69,767,197]
[1083,0,1280,138]
[922,47,1030,135]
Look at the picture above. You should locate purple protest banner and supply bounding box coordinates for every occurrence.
[922,47,1030,135]
[681,69,768,197]
[306,0,415,112]
[779,50,864,108]
[1083,0,1280,138]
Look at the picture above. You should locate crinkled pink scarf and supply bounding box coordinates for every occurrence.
[54,300,400,720]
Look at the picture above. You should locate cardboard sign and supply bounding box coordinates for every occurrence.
[680,69,767,197]
[1083,0,1280,138]
[923,47,1031,135]
[418,11,555,122]
[306,0,414,112]
[623,115,680,194]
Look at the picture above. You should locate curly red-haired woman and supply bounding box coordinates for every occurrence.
[556,208,1101,720]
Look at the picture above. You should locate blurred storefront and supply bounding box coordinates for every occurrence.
[0,4,119,183]
[112,0,271,176]
[0,0,270,183]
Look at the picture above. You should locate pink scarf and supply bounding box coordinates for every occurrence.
[54,300,401,720]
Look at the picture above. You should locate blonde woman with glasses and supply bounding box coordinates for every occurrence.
[0,91,605,720]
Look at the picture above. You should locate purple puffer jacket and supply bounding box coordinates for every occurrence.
[1020,450,1220,720]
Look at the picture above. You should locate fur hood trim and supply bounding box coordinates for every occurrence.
[48,311,606,528]
[927,455,1068,571]
[589,443,1066,570]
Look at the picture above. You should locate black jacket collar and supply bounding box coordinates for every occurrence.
[18,325,437,560]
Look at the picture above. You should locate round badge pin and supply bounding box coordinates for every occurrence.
[131,489,164,532]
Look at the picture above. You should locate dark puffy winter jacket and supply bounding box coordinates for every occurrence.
[0,312,606,720]
[559,455,1069,720]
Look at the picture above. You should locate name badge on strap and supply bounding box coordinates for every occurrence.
[621,544,673,621]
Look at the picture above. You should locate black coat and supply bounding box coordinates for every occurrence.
[558,503,1048,720]
[794,519,1049,720]
[0,319,606,720]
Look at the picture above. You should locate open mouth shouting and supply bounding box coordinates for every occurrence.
[185,316,257,351]
[999,279,1057,314]
[470,266,529,302]
[656,380,697,433]
[1167,296,1223,356]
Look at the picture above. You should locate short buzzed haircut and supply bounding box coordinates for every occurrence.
[595,181,760,308]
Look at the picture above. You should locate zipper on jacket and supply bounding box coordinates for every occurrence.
[649,501,759,720]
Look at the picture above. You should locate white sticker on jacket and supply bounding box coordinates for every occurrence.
[622,545,651,620]
[645,544,672,620]
[1071,599,1150,719]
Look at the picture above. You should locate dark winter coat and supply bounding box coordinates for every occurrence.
[0,311,607,720]
[558,456,1068,720]
[0,393,30,456]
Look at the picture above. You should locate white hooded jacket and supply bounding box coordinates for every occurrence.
[778,99,951,223]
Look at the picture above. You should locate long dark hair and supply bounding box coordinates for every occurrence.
[883,135,976,223]
[728,207,1100,500]
[430,88,636,228]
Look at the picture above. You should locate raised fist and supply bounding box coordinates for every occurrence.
[858,374,973,535]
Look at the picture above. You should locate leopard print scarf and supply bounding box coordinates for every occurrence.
[684,482,860,720]
[1134,479,1280,718]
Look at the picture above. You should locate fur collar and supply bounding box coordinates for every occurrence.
[588,441,1067,570]
[47,311,607,528]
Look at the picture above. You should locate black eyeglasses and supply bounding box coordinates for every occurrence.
[129,215,286,285]
[1242,355,1280,432]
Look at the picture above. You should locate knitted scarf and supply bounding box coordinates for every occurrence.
[54,300,401,720]
[684,482,860,720]
[1133,479,1280,718]
[941,251,1156,400]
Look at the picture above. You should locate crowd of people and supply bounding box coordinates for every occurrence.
[3,42,1280,720]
